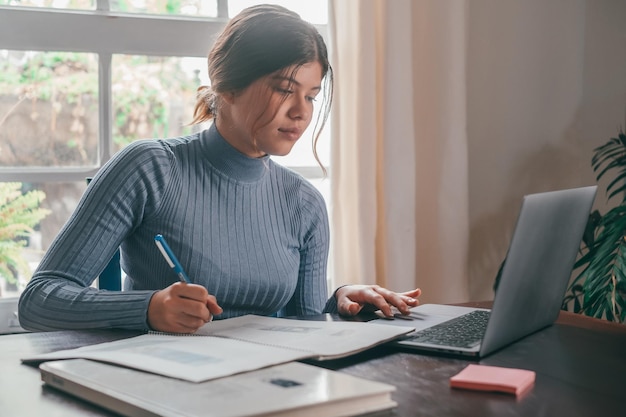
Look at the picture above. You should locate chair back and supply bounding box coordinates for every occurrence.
[85,177,122,291]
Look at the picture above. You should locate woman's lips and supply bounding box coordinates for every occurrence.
[278,128,302,140]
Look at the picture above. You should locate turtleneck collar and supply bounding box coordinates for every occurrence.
[201,123,271,183]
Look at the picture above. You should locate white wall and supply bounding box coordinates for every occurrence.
[466,0,626,300]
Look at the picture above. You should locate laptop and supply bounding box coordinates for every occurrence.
[377,186,597,358]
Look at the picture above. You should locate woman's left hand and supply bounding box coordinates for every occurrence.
[335,285,422,317]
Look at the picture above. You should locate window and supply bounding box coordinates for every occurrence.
[0,0,330,298]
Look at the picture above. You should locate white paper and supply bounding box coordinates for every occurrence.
[29,334,308,382]
[197,315,415,359]
[25,315,414,382]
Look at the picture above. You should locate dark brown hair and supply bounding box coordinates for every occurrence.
[192,4,333,169]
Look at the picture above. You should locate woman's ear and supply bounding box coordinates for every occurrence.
[221,91,236,105]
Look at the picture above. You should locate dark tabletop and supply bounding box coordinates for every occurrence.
[2,305,625,417]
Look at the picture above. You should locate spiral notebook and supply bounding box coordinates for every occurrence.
[24,315,414,382]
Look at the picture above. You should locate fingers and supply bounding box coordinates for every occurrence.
[179,285,224,324]
[337,298,363,316]
[401,288,422,301]
[378,287,421,316]
[336,285,371,316]
[335,285,422,318]
[148,283,222,333]
[205,294,223,319]
[398,288,421,310]
[369,286,403,317]
[173,282,209,302]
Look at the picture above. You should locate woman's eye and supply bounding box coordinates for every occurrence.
[306,96,317,103]
[275,87,293,95]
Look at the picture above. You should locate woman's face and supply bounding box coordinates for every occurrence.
[217,61,323,158]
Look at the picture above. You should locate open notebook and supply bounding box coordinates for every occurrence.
[24,314,414,383]
[376,186,597,358]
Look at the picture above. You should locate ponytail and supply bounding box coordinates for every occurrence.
[191,85,217,124]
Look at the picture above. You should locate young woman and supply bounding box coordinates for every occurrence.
[18,4,421,334]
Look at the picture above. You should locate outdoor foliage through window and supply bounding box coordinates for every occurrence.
[0,0,94,9]
[0,51,99,168]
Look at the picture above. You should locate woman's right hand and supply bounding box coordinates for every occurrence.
[147,282,223,333]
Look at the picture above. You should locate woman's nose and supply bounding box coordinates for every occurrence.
[288,96,309,120]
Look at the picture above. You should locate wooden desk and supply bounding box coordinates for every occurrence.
[1,309,625,417]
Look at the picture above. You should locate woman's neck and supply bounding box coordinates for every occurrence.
[214,113,266,159]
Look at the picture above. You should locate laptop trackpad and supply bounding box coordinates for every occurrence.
[372,304,482,331]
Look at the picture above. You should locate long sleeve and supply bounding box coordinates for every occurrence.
[18,140,174,331]
[19,125,332,331]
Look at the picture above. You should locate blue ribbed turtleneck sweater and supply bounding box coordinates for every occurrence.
[19,124,333,331]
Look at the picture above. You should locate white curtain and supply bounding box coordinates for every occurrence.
[329,0,470,304]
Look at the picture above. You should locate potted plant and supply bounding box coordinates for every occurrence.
[0,183,50,296]
[562,127,626,323]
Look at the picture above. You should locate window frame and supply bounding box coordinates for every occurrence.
[0,1,328,183]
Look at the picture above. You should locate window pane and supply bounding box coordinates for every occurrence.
[0,0,94,9]
[228,0,328,24]
[0,50,99,168]
[0,181,85,297]
[111,55,208,149]
[110,0,218,17]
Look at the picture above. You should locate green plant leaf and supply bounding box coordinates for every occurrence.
[564,128,626,322]
[0,183,50,285]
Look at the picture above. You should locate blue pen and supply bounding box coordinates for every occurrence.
[154,234,191,283]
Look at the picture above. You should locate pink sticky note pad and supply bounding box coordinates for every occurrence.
[450,364,535,396]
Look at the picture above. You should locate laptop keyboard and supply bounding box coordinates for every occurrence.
[406,310,491,348]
